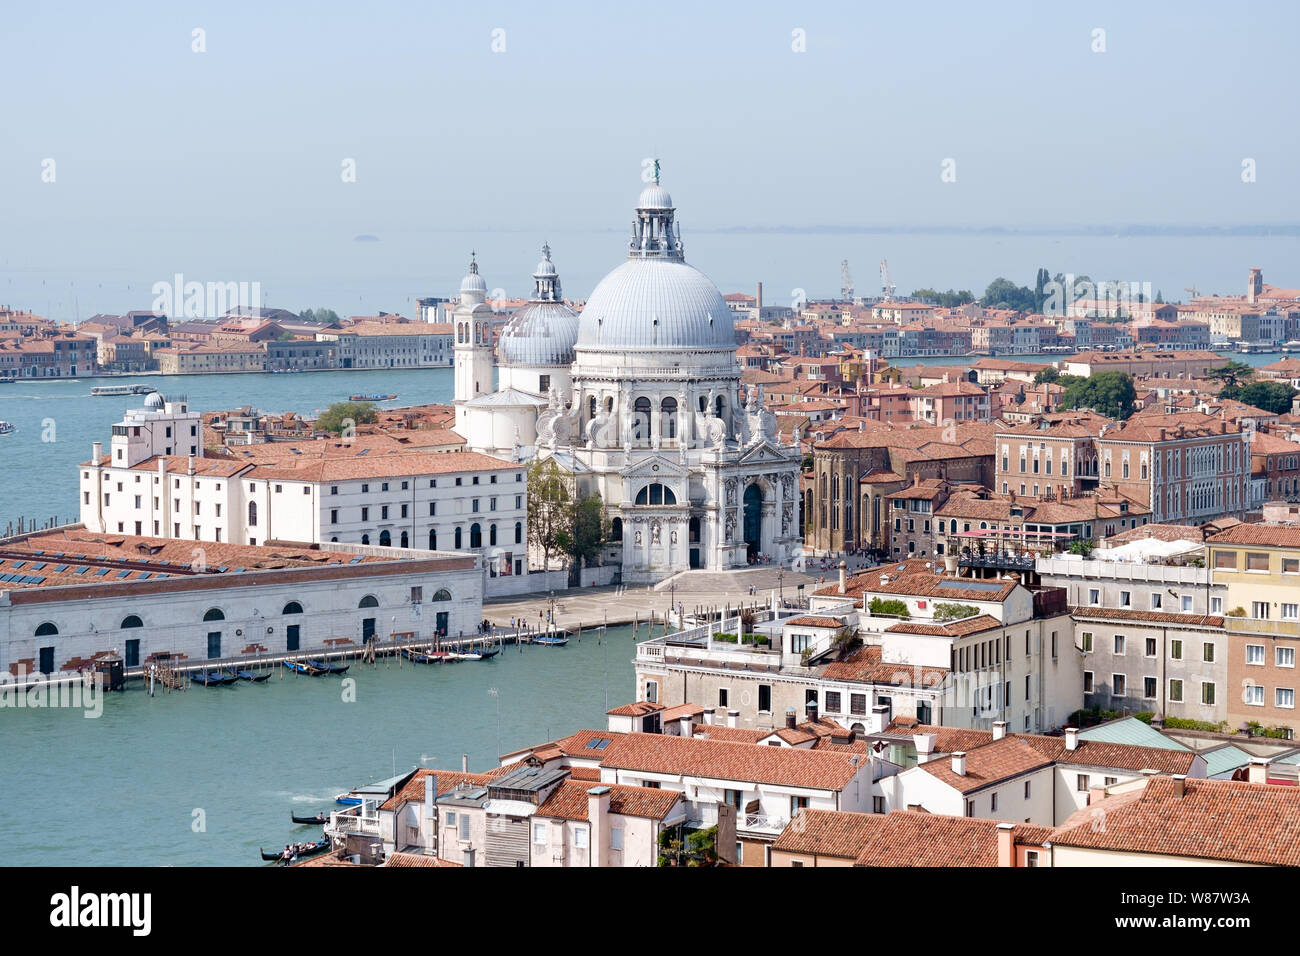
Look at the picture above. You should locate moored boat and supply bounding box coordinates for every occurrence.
[476,646,500,659]
[349,393,396,402]
[447,651,482,661]
[282,660,326,676]
[335,793,362,806]
[192,669,238,686]
[306,659,349,674]
[532,634,569,646]
[235,669,271,682]
[290,812,328,825]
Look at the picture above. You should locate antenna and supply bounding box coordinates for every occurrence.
[840,259,854,301]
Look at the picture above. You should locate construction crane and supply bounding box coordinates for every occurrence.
[880,259,896,298]
[1185,285,1200,300]
[840,260,854,301]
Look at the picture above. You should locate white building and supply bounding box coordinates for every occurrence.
[0,529,481,676]
[79,396,531,595]
[451,170,802,582]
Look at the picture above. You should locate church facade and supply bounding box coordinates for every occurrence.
[451,172,801,583]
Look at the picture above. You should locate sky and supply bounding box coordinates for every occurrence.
[1,0,1298,318]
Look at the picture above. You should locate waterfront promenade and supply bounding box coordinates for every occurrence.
[484,567,825,631]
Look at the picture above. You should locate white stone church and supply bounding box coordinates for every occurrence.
[451,171,801,584]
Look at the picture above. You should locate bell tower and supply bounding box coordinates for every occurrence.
[453,254,495,428]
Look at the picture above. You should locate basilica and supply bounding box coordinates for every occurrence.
[450,172,801,583]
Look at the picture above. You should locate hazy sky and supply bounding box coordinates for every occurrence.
[2,0,1297,317]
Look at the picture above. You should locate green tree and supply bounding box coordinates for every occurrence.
[527,458,576,571]
[1208,360,1256,399]
[570,493,606,567]
[1034,367,1060,384]
[1234,381,1298,414]
[1060,371,1137,420]
[933,603,979,621]
[299,308,342,325]
[316,401,377,435]
[981,277,1036,312]
[912,288,975,308]
[1033,267,1051,313]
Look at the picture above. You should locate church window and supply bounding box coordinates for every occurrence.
[635,483,677,506]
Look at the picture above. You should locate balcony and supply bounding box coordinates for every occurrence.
[741,813,789,835]
[958,549,1037,572]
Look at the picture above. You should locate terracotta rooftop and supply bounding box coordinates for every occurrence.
[535,780,681,822]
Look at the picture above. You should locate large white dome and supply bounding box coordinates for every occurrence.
[577,258,735,351]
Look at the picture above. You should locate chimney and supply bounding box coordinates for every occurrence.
[914,732,936,763]
[951,751,967,776]
[1247,758,1269,785]
[1064,726,1079,751]
[702,707,714,726]
[838,560,847,594]
[92,440,102,463]
[1171,774,1186,797]
[756,282,763,312]
[726,709,739,729]
[870,703,890,735]
[806,698,819,723]
[679,714,694,738]
[996,822,1016,867]
[992,720,1007,741]
[461,753,469,772]
[587,786,611,864]
[187,454,195,477]
[785,706,797,729]
[1088,785,1107,806]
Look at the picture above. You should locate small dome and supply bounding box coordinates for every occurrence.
[143,391,165,409]
[637,183,673,209]
[498,301,579,367]
[460,255,487,295]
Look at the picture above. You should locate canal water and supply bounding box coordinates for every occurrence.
[0,625,643,866]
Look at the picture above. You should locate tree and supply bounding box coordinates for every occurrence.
[911,288,975,308]
[316,401,377,435]
[1208,360,1256,399]
[1033,267,1051,313]
[1235,381,1298,415]
[933,602,979,621]
[526,458,576,571]
[300,307,342,325]
[570,493,606,567]
[1060,371,1137,420]
[1034,367,1060,385]
[981,277,1036,313]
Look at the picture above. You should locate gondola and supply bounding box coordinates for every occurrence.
[260,847,283,861]
[283,660,326,676]
[235,669,271,682]
[192,669,239,685]
[291,812,328,825]
[400,648,450,664]
[306,659,349,674]
[260,838,330,864]
[476,646,500,659]
[532,634,569,646]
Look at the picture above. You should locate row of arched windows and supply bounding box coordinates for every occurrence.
[33,592,452,640]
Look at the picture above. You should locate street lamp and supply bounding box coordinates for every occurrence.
[777,569,785,605]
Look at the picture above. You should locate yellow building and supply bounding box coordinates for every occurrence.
[1206,524,1300,731]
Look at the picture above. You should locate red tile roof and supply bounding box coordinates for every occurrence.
[535,780,681,822]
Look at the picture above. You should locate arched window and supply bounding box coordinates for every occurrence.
[635,483,677,505]
[361,534,370,545]
[632,397,652,441]
[588,395,596,420]
[611,517,623,542]
[203,608,224,622]
[399,531,409,548]
[358,595,378,609]
[431,589,451,602]
[661,397,677,439]
[35,622,58,637]
[454,526,463,549]
[282,602,303,615]
[514,521,522,544]
[120,615,143,629]
[489,524,497,546]
[606,396,614,414]
[429,528,437,550]
[470,523,482,548]
[379,530,391,547]
[715,395,725,419]
[247,501,257,526]
[698,395,707,413]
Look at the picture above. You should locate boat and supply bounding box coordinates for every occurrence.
[234,669,271,682]
[335,793,362,806]
[1282,341,1300,354]
[476,646,500,659]
[0,376,14,384]
[91,383,157,397]
[532,634,569,647]
[191,669,238,686]
[348,393,396,402]
[447,651,482,661]
[400,648,453,664]
[290,812,328,825]
[260,838,330,864]
[0,421,14,436]
[282,660,326,676]
[306,658,349,674]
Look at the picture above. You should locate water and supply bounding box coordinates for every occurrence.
[0,626,641,866]
[0,367,455,529]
